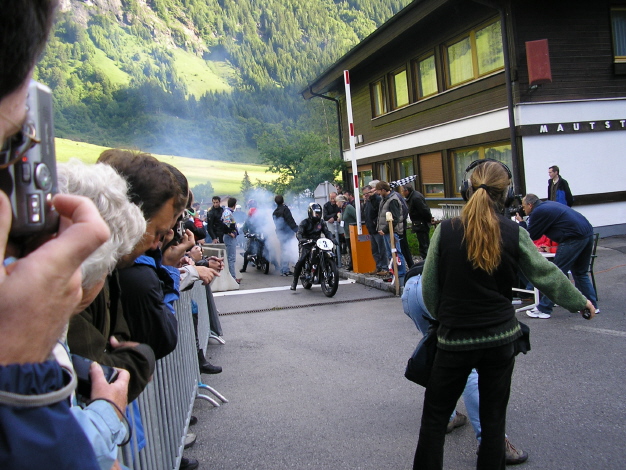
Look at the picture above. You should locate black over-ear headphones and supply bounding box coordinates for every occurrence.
[460,158,515,207]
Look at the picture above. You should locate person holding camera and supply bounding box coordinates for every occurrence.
[0,2,113,468]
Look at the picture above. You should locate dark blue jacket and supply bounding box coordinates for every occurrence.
[0,361,100,469]
[522,200,592,243]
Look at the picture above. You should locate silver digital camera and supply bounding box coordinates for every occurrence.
[0,80,59,239]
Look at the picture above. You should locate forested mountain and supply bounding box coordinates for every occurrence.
[37,0,410,162]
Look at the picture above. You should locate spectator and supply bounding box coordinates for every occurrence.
[363,184,388,275]
[547,165,574,207]
[375,181,407,279]
[343,190,356,206]
[184,192,207,242]
[336,194,356,270]
[395,187,414,269]
[412,160,594,470]
[68,149,189,402]
[273,194,298,276]
[206,196,225,243]
[56,160,146,470]
[401,184,432,260]
[291,203,334,290]
[402,267,528,465]
[0,2,110,468]
[516,194,598,319]
[222,197,239,282]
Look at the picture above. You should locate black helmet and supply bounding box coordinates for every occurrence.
[308,203,322,222]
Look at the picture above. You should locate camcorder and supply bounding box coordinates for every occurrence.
[0,80,59,240]
[71,354,119,402]
[506,194,525,218]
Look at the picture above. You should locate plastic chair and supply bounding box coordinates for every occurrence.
[589,232,600,300]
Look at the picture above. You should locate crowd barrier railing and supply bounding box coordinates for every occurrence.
[119,281,226,470]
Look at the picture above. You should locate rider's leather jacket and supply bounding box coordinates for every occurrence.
[296,217,333,243]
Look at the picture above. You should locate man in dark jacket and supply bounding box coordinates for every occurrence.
[401,184,432,259]
[516,194,598,319]
[206,196,225,242]
[273,194,298,276]
[376,181,407,278]
[363,184,388,274]
[547,165,574,207]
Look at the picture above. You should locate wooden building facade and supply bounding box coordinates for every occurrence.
[303,0,626,235]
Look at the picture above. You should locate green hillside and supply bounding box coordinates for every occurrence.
[37,0,411,165]
[55,138,278,196]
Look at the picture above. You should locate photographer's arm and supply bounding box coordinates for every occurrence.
[0,193,109,365]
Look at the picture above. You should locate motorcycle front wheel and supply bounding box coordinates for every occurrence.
[320,257,339,297]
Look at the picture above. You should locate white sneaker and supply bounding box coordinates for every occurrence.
[526,308,551,319]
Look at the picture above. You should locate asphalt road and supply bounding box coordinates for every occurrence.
[185,238,626,470]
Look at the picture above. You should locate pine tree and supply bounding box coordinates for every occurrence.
[240,171,253,199]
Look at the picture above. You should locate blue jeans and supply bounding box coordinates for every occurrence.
[537,234,598,314]
[402,276,481,440]
[383,232,406,277]
[370,232,388,271]
[224,234,237,279]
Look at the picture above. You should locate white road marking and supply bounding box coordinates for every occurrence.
[572,325,626,338]
[212,278,356,296]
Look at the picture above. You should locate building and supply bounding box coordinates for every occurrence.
[303,0,626,236]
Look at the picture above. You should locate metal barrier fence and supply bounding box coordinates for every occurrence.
[437,203,464,219]
[119,282,226,470]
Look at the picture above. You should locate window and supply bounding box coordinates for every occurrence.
[390,68,410,109]
[376,161,390,182]
[371,79,387,117]
[611,8,626,62]
[451,142,511,196]
[357,165,373,189]
[419,152,444,197]
[397,157,415,179]
[445,19,504,88]
[417,54,438,98]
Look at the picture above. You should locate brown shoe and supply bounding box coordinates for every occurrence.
[446,411,468,433]
[376,270,389,276]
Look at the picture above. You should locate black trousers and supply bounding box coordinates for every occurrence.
[399,231,414,268]
[413,342,515,470]
[414,228,430,259]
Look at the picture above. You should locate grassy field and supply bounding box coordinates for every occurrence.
[55,138,277,196]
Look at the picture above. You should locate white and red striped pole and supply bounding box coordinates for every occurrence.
[343,70,362,234]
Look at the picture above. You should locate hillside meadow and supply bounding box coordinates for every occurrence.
[55,138,278,196]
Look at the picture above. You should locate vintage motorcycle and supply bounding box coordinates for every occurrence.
[244,232,270,274]
[299,237,339,297]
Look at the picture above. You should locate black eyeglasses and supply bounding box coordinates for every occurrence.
[0,121,40,170]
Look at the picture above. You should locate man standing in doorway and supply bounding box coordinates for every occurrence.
[547,165,574,207]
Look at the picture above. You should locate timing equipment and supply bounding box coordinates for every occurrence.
[460,158,515,207]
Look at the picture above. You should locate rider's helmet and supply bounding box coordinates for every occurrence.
[247,199,257,209]
[308,203,322,222]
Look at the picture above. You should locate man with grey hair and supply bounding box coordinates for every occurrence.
[516,194,598,318]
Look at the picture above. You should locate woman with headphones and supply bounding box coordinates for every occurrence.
[412,159,595,470]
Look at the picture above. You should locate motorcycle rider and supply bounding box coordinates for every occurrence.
[291,203,334,290]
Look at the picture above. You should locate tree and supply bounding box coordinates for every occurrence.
[240,171,253,200]
[191,181,216,205]
[257,127,344,194]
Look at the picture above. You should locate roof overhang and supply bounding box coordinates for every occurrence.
[301,0,457,99]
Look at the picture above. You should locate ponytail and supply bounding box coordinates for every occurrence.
[460,161,510,274]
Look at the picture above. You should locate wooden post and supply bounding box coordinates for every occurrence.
[386,211,400,296]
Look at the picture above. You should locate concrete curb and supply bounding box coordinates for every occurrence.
[338,268,403,295]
